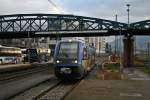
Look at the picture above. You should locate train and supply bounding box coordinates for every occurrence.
[54,39,96,80]
[21,48,51,63]
[0,45,51,64]
[0,46,22,64]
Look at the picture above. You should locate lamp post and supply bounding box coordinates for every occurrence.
[115,14,118,55]
[126,4,130,28]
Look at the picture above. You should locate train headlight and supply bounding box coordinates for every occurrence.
[74,60,78,63]
[56,60,60,63]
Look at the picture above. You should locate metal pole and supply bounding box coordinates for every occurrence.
[126,4,130,28]
[149,37,150,68]
[115,14,118,56]
[115,35,116,54]
[126,3,135,67]
[119,29,123,70]
[115,14,118,54]
[34,38,36,48]
[147,40,150,68]
[148,41,150,56]
[28,27,30,63]
[134,37,136,56]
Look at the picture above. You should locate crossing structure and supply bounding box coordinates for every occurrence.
[0,14,150,67]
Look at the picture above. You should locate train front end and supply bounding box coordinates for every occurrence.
[54,41,84,80]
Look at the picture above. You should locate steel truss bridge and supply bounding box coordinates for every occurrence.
[0,14,150,38]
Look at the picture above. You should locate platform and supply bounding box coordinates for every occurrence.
[0,62,53,73]
[65,68,150,100]
[65,79,150,100]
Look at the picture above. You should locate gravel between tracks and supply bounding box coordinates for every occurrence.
[10,77,60,100]
[9,56,108,100]
[38,81,79,100]
[0,67,47,82]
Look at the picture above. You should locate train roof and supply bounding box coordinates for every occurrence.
[0,45,21,49]
[59,39,85,43]
[58,39,95,49]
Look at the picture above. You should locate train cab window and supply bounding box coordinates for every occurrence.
[57,42,78,59]
[83,48,88,60]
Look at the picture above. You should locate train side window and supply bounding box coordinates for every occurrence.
[83,48,88,60]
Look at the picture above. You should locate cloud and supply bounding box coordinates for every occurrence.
[0,0,66,14]
[0,0,149,23]
[0,0,149,43]
[56,0,150,23]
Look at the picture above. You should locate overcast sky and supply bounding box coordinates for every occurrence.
[0,0,149,23]
[0,0,149,42]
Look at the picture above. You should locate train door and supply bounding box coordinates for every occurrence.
[82,47,90,71]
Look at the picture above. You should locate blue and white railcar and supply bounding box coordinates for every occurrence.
[54,40,95,79]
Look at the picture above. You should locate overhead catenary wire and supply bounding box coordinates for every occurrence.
[48,0,58,8]
[47,0,65,14]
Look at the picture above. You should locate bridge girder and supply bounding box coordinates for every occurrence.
[0,14,127,38]
[130,20,150,29]
[0,14,149,38]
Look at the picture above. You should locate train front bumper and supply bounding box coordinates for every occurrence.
[55,66,83,79]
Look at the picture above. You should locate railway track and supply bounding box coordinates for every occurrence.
[10,56,108,100]
[0,65,54,100]
[10,77,80,100]
[0,65,52,83]
[37,80,80,100]
[10,65,97,100]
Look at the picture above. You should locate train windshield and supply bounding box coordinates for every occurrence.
[57,42,78,59]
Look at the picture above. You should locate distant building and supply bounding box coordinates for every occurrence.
[0,35,106,55]
[85,37,106,53]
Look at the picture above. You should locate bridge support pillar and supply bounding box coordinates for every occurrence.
[123,35,134,67]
